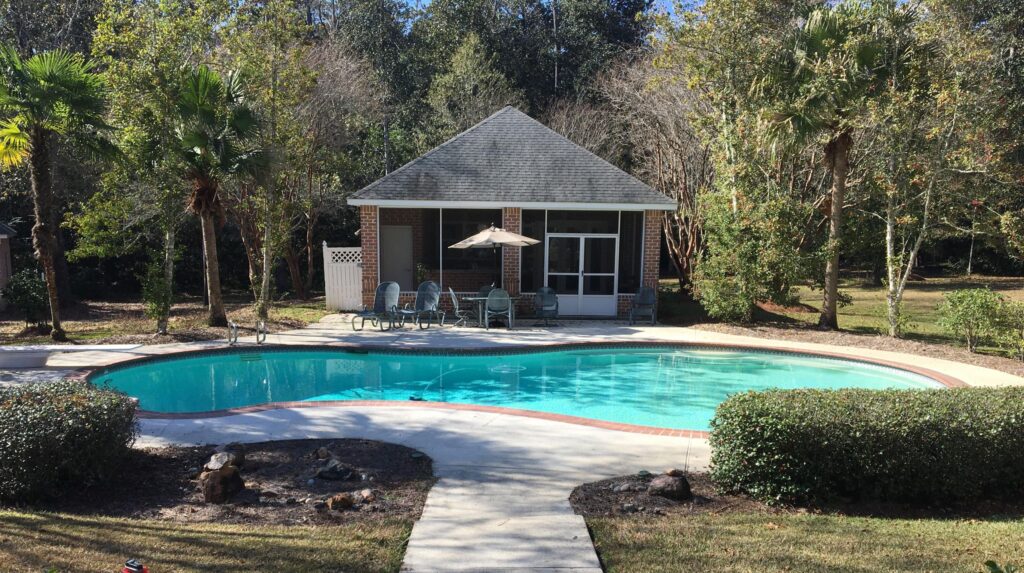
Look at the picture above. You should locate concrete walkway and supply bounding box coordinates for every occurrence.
[141,405,708,572]
[7,317,1024,571]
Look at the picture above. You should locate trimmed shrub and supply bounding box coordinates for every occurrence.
[709,387,1024,505]
[0,381,138,501]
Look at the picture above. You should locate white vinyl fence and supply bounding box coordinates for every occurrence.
[323,243,363,311]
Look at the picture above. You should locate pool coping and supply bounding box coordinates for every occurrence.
[72,339,968,438]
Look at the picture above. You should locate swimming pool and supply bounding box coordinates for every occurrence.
[90,345,945,431]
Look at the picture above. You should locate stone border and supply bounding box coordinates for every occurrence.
[76,340,967,435]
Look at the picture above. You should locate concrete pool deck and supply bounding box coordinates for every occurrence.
[4,317,1024,571]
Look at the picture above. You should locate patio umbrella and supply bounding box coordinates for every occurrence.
[448,225,540,249]
[448,225,539,291]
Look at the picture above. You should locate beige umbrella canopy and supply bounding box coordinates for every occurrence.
[448,225,540,249]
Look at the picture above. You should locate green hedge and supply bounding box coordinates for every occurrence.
[709,387,1024,505]
[0,381,138,501]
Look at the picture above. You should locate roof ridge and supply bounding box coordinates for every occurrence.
[351,106,518,199]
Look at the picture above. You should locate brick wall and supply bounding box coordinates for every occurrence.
[502,207,522,296]
[360,205,379,308]
[642,210,661,288]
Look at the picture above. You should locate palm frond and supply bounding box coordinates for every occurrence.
[0,118,30,169]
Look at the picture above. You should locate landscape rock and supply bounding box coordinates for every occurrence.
[612,482,644,493]
[200,465,245,504]
[315,447,331,460]
[665,468,685,477]
[213,443,246,468]
[326,493,355,510]
[356,488,376,503]
[647,475,692,501]
[317,458,356,481]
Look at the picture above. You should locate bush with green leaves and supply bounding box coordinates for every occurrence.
[996,300,1024,361]
[709,387,1024,505]
[141,255,174,334]
[1,268,49,326]
[693,192,814,322]
[0,381,138,501]
[937,288,1003,352]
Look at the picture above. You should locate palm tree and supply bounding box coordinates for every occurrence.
[0,45,111,341]
[757,2,908,329]
[172,66,260,327]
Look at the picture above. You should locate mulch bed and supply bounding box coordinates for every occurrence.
[571,472,1024,520]
[571,472,770,519]
[23,439,435,526]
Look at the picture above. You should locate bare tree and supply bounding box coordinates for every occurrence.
[599,55,714,293]
[543,97,624,164]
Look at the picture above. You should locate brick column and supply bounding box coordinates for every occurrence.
[642,210,662,288]
[502,207,522,296]
[360,205,379,308]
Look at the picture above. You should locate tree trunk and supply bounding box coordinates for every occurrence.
[157,227,176,334]
[285,243,307,300]
[818,131,852,331]
[303,217,316,297]
[884,195,901,338]
[49,150,75,307]
[28,129,66,341]
[238,221,261,299]
[199,208,228,327]
[255,206,273,321]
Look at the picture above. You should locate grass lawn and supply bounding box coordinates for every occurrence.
[588,512,1024,573]
[0,297,332,345]
[662,275,1024,349]
[0,510,410,573]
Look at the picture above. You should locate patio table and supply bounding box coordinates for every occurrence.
[461,295,521,328]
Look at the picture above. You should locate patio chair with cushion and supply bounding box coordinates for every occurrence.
[399,281,445,328]
[629,285,657,325]
[533,286,559,326]
[484,287,514,330]
[477,283,495,298]
[352,281,400,331]
[448,287,476,327]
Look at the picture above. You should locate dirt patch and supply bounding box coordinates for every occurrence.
[21,439,435,526]
[755,300,817,314]
[692,322,1024,379]
[572,472,1024,521]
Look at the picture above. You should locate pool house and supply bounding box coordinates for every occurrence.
[347,106,675,318]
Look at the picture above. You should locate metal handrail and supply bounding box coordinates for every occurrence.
[227,321,240,346]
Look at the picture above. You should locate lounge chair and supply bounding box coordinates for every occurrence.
[485,287,514,330]
[448,287,476,327]
[629,285,657,325]
[352,281,400,331]
[533,286,558,326]
[399,281,445,328]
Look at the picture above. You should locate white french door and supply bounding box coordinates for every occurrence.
[545,234,618,316]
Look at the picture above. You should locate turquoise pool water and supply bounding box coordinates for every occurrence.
[94,347,942,430]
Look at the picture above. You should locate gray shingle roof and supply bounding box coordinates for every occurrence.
[348,107,674,209]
